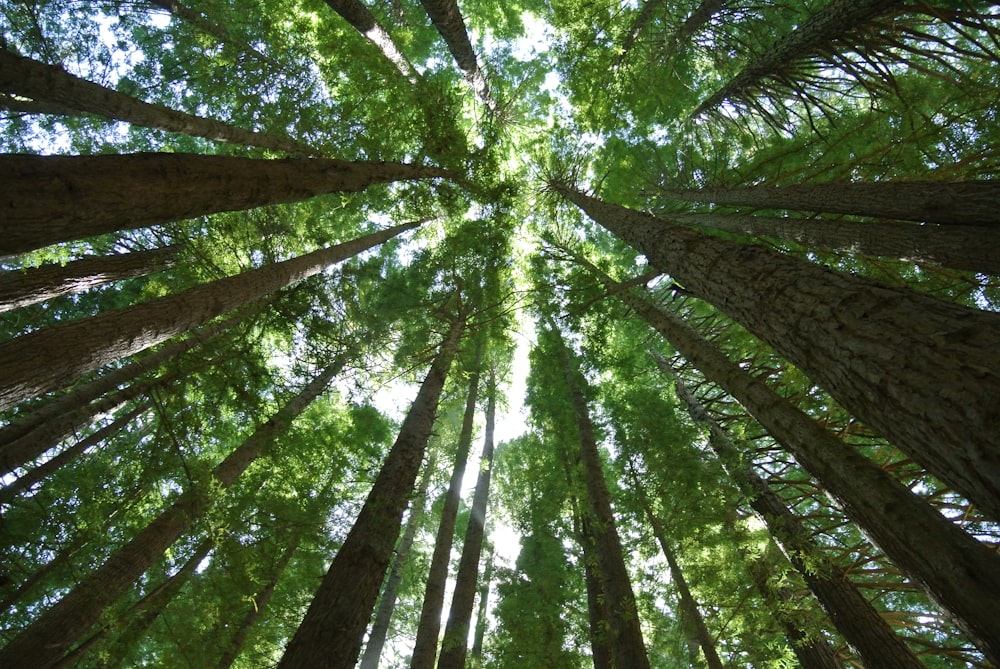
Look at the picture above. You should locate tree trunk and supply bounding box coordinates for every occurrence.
[612,0,660,71]
[670,374,924,669]
[277,316,464,669]
[437,379,497,669]
[417,0,496,110]
[469,541,493,664]
[0,244,182,313]
[0,361,344,669]
[579,515,614,669]
[323,0,420,83]
[551,324,651,669]
[691,0,901,116]
[675,211,1000,275]
[411,353,482,669]
[358,453,437,669]
[0,153,453,255]
[0,51,316,156]
[558,185,1000,523]
[570,256,1000,660]
[0,220,420,412]
[660,180,1000,226]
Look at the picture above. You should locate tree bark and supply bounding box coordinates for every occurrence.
[0,153,453,255]
[417,0,496,110]
[558,185,1000,523]
[277,316,464,669]
[0,361,344,669]
[437,380,496,669]
[674,211,1000,275]
[0,220,420,412]
[469,541,493,664]
[410,352,482,669]
[323,0,420,83]
[0,244,182,313]
[0,51,316,156]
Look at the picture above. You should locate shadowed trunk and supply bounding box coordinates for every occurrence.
[417,0,496,110]
[323,0,420,82]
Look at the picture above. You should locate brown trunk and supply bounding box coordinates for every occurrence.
[0,51,316,156]
[675,211,1000,275]
[323,0,420,82]
[0,220,420,412]
[277,317,464,669]
[0,244,181,313]
[437,380,496,669]
[552,324,651,669]
[410,353,482,669]
[558,185,1000,523]
[469,541,493,663]
[661,180,1000,226]
[417,0,496,110]
[0,153,453,254]
[671,374,923,669]
[0,361,343,669]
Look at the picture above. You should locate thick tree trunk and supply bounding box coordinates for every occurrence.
[0,220,419,412]
[0,51,316,156]
[410,355,482,669]
[660,180,1000,226]
[579,514,614,669]
[675,211,1000,275]
[0,153,453,255]
[558,185,1000,523]
[417,0,496,110]
[0,361,344,669]
[572,260,1000,659]
[358,454,437,669]
[323,0,420,82]
[0,244,181,313]
[277,317,464,669]
[691,0,901,116]
[671,374,924,669]
[437,381,496,669]
[552,324,651,669]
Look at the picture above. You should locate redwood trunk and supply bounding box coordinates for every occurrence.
[469,542,493,662]
[417,0,495,109]
[0,221,419,411]
[559,185,1000,523]
[0,244,182,313]
[0,362,343,669]
[277,318,464,669]
[0,153,452,254]
[323,0,420,82]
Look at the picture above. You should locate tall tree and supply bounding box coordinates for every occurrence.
[322,0,421,83]
[417,0,497,110]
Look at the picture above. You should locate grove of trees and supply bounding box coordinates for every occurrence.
[2,0,999,667]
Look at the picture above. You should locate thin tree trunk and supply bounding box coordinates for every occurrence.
[358,453,438,669]
[0,244,182,313]
[0,153,453,255]
[323,0,420,82]
[672,0,728,51]
[569,253,1000,660]
[612,0,660,71]
[417,0,496,110]
[557,185,1000,523]
[675,211,1000,275]
[669,372,923,669]
[0,220,420,412]
[278,316,464,669]
[469,541,493,665]
[691,0,901,117]
[437,379,496,669]
[0,361,345,669]
[411,351,482,669]
[660,180,1000,226]
[0,51,316,156]
[551,323,651,669]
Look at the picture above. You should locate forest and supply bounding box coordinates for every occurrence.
[2,0,1000,667]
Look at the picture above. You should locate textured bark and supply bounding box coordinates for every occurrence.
[671,375,923,669]
[0,221,419,412]
[579,515,614,669]
[691,0,901,116]
[570,257,1000,659]
[358,454,437,669]
[661,180,1000,226]
[410,358,482,669]
[437,382,496,669]
[559,185,1000,523]
[278,318,464,669]
[552,325,651,669]
[417,0,496,110]
[0,51,316,156]
[675,211,1000,275]
[0,244,181,313]
[0,153,453,255]
[0,362,343,669]
[323,0,420,82]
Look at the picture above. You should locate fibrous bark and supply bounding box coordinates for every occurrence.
[417,0,496,110]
